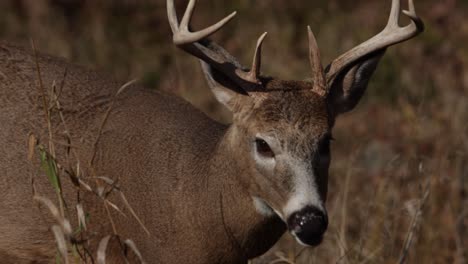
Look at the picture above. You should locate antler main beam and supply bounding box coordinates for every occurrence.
[325,0,424,85]
[167,0,268,86]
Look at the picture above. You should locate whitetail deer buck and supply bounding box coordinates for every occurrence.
[0,0,423,263]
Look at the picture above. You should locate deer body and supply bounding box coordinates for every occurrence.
[0,42,285,263]
[0,0,423,263]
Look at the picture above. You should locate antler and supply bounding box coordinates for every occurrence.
[325,0,424,85]
[167,0,267,86]
[238,32,268,84]
[307,26,326,96]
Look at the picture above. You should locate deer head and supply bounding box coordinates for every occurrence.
[167,0,423,246]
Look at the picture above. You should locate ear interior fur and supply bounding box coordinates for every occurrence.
[200,61,249,112]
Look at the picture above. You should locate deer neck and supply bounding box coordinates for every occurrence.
[208,126,286,260]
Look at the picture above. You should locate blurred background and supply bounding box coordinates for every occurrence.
[0,0,466,263]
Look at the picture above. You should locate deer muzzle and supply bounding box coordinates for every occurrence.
[287,206,328,246]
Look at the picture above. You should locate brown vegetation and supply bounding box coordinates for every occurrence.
[0,0,466,263]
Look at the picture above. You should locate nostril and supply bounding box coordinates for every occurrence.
[287,207,327,234]
[287,206,328,246]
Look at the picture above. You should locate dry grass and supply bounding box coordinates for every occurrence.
[29,41,148,263]
[1,0,467,263]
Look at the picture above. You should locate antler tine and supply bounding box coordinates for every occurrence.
[167,0,237,45]
[325,0,424,85]
[307,26,326,95]
[387,0,401,28]
[167,0,180,33]
[180,0,196,30]
[402,0,425,31]
[240,32,268,84]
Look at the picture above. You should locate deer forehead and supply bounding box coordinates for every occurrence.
[237,80,330,147]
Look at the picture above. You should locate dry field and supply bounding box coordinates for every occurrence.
[0,0,466,263]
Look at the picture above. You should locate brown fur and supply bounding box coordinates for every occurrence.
[1,42,315,263]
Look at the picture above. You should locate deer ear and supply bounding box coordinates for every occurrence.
[326,49,385,116]
[200,61,249,112]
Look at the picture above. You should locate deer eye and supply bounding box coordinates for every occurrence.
[255,138,275,158]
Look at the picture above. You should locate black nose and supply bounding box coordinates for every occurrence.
[287,206,328,246]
